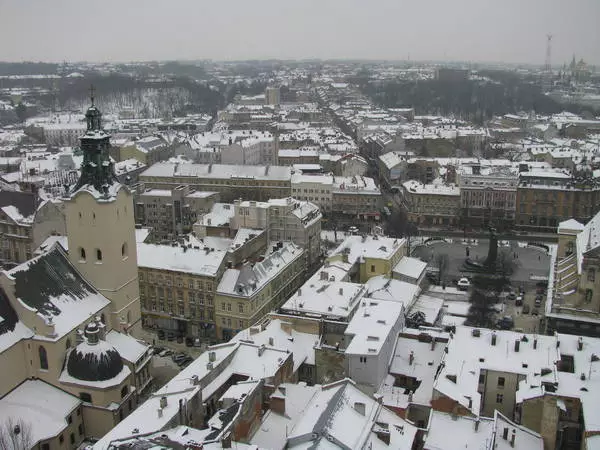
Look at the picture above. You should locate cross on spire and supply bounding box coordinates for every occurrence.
[89,84,96,107]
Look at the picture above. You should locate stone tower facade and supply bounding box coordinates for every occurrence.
[65,93,141,336]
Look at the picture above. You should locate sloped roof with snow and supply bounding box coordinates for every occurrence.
[7,245,110,341]
[0,380,81,449]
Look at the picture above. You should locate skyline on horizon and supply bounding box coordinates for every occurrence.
[1,0,599,66]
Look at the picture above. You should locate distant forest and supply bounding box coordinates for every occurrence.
[353,70,599,124]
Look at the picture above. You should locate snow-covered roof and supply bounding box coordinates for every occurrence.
[232,317,319,371]
[393,256,427,281]
[105,330,150,364]
[388,329,448,405]
[407,294,444,325]
[136,240,228,277]
[344,299,404,356]
[281,279,365,320]
[424,411,494,450]
[94,341,292,450]
[402,179,460,196]
[285,379,417,449]
[141,162,293,181]
[330,235,405,266]
[558,218,585,234]
[0,380,81,449]
[217,242,304,297]
[365,276,420,307]
[198,202,235,227]
[7,245,110,341]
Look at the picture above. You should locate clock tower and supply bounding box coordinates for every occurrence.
[64,90,141,336]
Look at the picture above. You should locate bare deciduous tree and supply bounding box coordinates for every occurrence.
[435,253,450,284]
[0,418,33,450]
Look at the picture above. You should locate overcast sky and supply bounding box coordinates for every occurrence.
[1,0,598,65]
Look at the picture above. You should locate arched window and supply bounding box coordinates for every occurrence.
[96,249,102,261]
[121,242,128,258]
[39,346,48,370]
[79,247,86,261]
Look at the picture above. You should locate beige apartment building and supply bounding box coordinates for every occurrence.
[139,162,292,202]
[215,242,305,341]
[291,173,382,220]
[229,197,322,267]
[400,179,461,226]
[133,184,219,240]
[137,238,229,340]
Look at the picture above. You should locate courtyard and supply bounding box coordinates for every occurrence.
[412,237,551,287]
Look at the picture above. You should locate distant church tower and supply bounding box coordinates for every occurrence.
[64,90,141,336]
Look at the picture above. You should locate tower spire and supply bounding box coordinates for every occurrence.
[72,91,119,194]
[89,84,96,107]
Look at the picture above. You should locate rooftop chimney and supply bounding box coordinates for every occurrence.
[510,430,516,448]
[514,340,520,353]
[491,333,497,346]
[431,338,436,351]
[409,351,414,365]
[534,338,538,349]
[160,396,168,408]
[578,337,584,351]
[502,427,509,440]
[339,287,344,295]
[474,418,480,432]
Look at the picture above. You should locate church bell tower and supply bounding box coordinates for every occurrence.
[64,89,141,336]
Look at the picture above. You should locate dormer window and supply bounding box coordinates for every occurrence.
[96,249,103,262]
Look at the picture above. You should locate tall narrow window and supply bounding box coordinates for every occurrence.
[96,249,102,261]
[121,242,128,258]
[39,345,48,370]
[79,247,86,261]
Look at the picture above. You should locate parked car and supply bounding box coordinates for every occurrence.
[177,356,193,367]
[167,332,175,341]
[457,278,471,291]
[157,330,165,340]
[348,226,359,234]
[172,353,188,363]
[158,349,173,357]
[523,304,530,314]
[515,297,523,307]
[507,292,517,301]
[176,335,184,344]
[497,316,514,330]
[535,296,543,307]
[532,308,540,316]
[185,337,195,347]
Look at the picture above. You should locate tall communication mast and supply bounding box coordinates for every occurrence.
[545,34,553,73]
